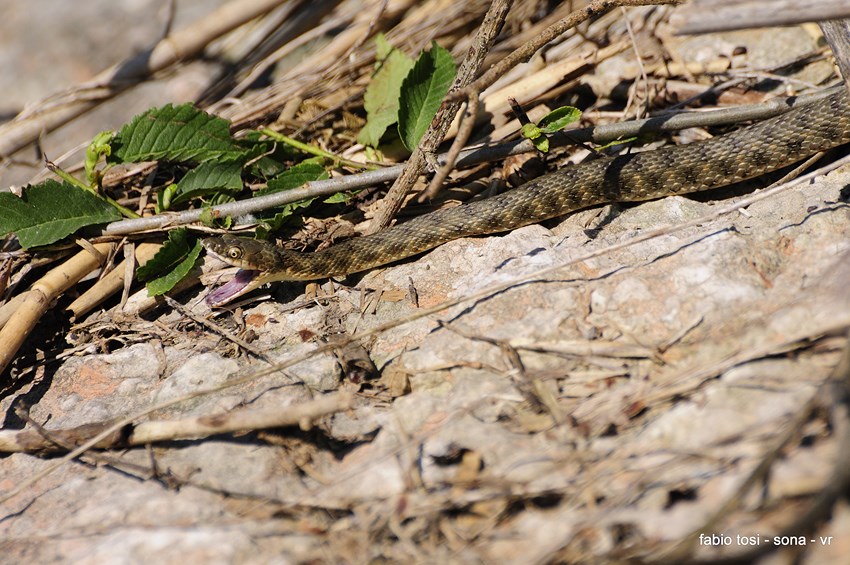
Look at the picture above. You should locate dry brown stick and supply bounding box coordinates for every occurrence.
[131,391,354,443]
[162,295,272,363]
[66,242,162,320]
[365,0,513,233]
[0,392,354,454]
[0,293,27,329]
[0,242,114,376]
[419,91,480,202]
[447,0,685,104]
[821,20,850,97]
[671,0,850,35]
[16,407,157,478]
[0,0,288,158]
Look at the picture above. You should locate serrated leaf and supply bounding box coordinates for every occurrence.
[109,103,243,164]
[254,161,328,197]
[137,228,201,296]
[168,160,244,206]
[538,106,582,133]
[357,36,415,147]
[143,234,203,296]
[137,228,195,281]
[0,180,122,248]
[398,42,456,151]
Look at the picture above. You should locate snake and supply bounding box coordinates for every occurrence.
[203,89,850,306]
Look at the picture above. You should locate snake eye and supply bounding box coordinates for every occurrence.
[227,247,242,260]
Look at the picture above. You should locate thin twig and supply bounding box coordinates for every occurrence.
[621,6,650,120]
[419,91,480,201]
[0,391,355,455]
[16,407,156,479]
[162,295,272,363]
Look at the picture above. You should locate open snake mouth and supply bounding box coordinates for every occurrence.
[206,269,260,307]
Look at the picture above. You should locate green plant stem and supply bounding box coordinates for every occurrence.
[103,196,140,219]
[48,163,140,219]
[259,128,377,171]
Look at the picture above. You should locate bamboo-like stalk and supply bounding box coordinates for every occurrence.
[0,242,114,376]
[67,242,162,319]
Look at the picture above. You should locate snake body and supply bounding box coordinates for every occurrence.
[203,89,850,305]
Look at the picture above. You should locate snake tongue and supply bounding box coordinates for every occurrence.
[206,269,260,307]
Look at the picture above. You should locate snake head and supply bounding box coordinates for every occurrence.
[203,235,322,306]
[202,235,264,306]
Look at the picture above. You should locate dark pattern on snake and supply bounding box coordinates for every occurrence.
[204,89,850,285]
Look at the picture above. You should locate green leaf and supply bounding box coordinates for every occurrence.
[323,191,354,204]
[0,180,122,248]
[85,130,114,185]
[109,103,243,164]
[249,156,289,179]
[537,106,582,133]
[137,228,202,296]
[199,205,233,228]
[137,228,193,281]
[598,136,638,151]
[398,42,456,151]
[254,161,328,197]
[168,160,244,207]
[375,33,393,61]
[521,122,542,140]
[357,35,415,147]
[531,136,549,152]
[519,107,582,154]
[158,184,178,213]
[521,122,548,152]
[255,198,317,239]
[146,241,202,296]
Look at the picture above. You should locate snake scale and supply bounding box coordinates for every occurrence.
[203,89,850,306]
